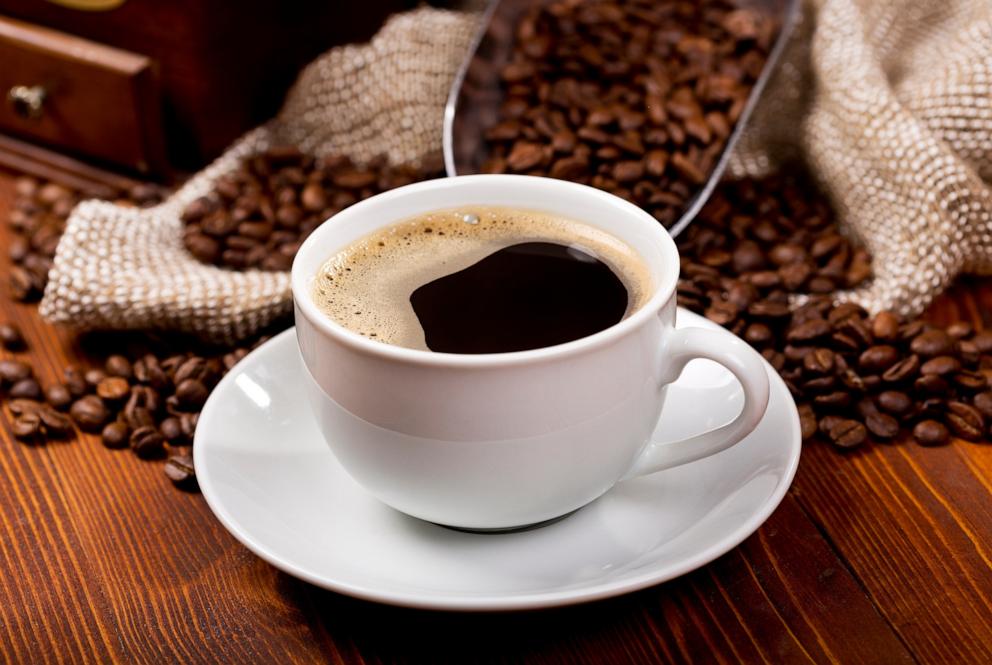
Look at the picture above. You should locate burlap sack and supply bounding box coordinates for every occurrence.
[731,0,992,317]
[39,8,480,344]
[41,0,992,343]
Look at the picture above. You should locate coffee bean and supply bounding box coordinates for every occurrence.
[803,348,835,374]
[10,266,38,301]
[881,355,920,383]
[70,395,109,432]
[179,412,199,440]
[84,368,107,388]
[910,330,955,357]
[478,2,774,228]
[133,354,169,391]
[104,355,134,379]
[915,375,949,395]
[959,340,980,364]
[839,318,873,348]
[63,366,88,397]
[159,416,184,443]
[913,420,949,446]
[105,355,133,379]
[0,359,32,386]
[946,401,984,441]
[222,349,249,371]
[183,149,436,271]
[746,300,790,318]
[186,233,220,263]
[44,383,72,410]
[123,387,158,428]
[173,357,212,385]
[787,319,831,343]
[101,421,130,449]
[859,345,899,373]
[38,406,73,438]
[9,378,41,400]
[804,376,837,393]
[946,322,973,339]
[814,391,851,408]
[744,322,773,345]
[920,355,961,376]
[130,425,166,460]
[760,350,785,373]
[175,379,209,409]
[952,370,987,392]
[871,311,899,341]
[856,398,881,419]
[164,454,197,489]
[917,398,945,420]
[733,242,766,273]
[865,412,899,439]
[96,377,130,402]
[826,418,866,448]
[971,331,992,354]
[0,323,26,350]
[973,391,992,419]
[12,411,41,441]
[877,390,912,415]
[828,303,865,327]
[798,403,817,440]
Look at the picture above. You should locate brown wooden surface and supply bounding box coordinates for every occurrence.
[1,168,991,664]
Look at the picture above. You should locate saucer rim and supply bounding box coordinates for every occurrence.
[195,309,801,611]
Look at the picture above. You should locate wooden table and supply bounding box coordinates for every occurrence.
[2,168,991,664]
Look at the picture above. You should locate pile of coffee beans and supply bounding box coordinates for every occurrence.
[181,148,440,271]
[7,178,165,301]
[0,326,257,489]
[4,153,440,491]
[677,173,991,449]
[481,0,776,227]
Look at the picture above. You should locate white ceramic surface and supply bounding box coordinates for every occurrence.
[292,175,770,529]
[195,309,800,611]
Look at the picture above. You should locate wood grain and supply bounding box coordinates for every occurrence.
[0,167,991,662]
[0,15,166,174]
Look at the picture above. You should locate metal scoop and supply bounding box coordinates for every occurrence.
[443,0,800,237]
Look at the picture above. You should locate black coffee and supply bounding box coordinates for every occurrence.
[312,206,652,352]
[411,242,628,353]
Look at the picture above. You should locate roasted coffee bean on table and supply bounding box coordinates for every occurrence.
[676,173,992,449]
[0,319,267,488]
[0,323,25,350]
[181,148,440,271]
[480,0,777,228]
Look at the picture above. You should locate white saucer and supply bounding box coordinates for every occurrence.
[195,308,800,611]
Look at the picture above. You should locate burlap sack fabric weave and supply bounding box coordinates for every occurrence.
[40,0,992,343]
[39,8,480,344]
[732,0,992,317]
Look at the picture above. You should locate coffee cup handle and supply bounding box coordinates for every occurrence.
[622,326,770,479]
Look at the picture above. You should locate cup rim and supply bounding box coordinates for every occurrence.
[291,174,680,367]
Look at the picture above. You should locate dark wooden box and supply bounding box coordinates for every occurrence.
[0,0,413,177]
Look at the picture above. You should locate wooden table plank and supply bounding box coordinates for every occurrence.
[278,497,911,665]
[794,440,992,662]
[784,277,992,662]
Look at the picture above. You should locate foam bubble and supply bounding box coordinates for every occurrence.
[312,206,654,351]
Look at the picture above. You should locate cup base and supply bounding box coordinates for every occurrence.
[434,508,581,534]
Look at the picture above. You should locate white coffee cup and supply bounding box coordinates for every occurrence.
[292,175,769,530]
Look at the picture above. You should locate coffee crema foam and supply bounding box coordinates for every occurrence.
[311,206,654,351]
